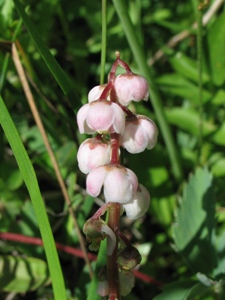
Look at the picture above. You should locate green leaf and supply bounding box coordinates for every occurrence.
[169,53,209,84]
[0,255,50,292]
[153,280,209,300]
[157,73,212,104]
[173,167,216,274]
[211,89,225,105]
[213,229,225,277]
[165,107,216,136]
[211,157,225,177]
[0,161,23,190]
[207,12,225,86]
[13,0,80,110]
[212,123,225,146]
[0,0,14,26]
[0,95,67,300]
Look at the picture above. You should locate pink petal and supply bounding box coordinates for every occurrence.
[123,184,150,220]
[104,166,133,203]
[86,166,107,197]
[139,118,158,149]
[111,103,125,134]
[77,104,95,134]
[87,101,113,132]
[126,168,139,192]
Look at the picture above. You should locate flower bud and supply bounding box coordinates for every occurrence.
[117,246,141,270]
[86,164,139,204]
[83,218,107,252]
[123,184,150,220]
[120,115,158,153]
[83,218,116,254]
[114,73,149,106]
[77,100,125,134]
[77,138,111,174]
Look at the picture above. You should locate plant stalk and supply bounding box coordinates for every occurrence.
[107,203,121,300]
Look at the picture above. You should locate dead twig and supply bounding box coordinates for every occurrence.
[11,42,93,279]
[148,0,224,66]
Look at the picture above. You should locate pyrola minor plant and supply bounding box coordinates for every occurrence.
[77,52,158,299]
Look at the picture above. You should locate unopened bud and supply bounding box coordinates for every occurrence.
[83,218,116,254]
[83,218,107,252]
[117,245,141,270]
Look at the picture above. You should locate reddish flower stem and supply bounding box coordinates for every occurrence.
[99,51,134,101]
[110,133,120,164]
[0,232,162,287]
[107,203,121,300]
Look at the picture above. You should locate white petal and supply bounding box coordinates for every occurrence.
[111,103,125,134]
[77,104,95,134]
[88,84,107,103]
[86,166,107,197]
[104,166,133,203]
[123,184,150,220]
[140,118,158,150]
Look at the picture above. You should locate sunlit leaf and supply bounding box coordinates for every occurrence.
[0,255,50,292]
[207,11,225,86]
[165,108,216,136]
[173,167,217,274]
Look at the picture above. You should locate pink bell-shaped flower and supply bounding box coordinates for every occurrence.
[123,184,150,220]
[114,73,149,106]
[77,138,111,174]
[88,84,109,103]
[120,115,158,153]
[86,164,138,204]
[77,99,125,134]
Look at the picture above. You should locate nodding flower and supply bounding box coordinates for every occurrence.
[86,164,138,204]
[114,73,149,106]
[77,99,125,134]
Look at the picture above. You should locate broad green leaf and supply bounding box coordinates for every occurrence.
[207,12,225,86]
[211,89,225,105]
[0,95,67,300]
[173,168,216,274]
[165,108,216,136]
[169,53,209,84]
[212,123,225,146]
[213,229,225,277]
[0,0,14,27]
[0,255,50,292]
[151,195,176,227]
[211,157,225,177]
[153,280,209,300]
[157,73,212,104]
[13,0,80,110]
[0,161,23,190]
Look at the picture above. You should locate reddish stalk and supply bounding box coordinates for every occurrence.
[0,232,162,287]
[107,203,121,300]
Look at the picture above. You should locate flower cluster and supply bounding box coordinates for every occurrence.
[77,52,158,220]
[77,52,158,298]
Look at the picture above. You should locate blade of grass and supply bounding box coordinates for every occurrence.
[0,95,67,300]
[11,43,93,279]
[87,240,107,300]
[13,0,80,110]
[100,0,107,84]
[112,0,183,181]
[196,0,204,165]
